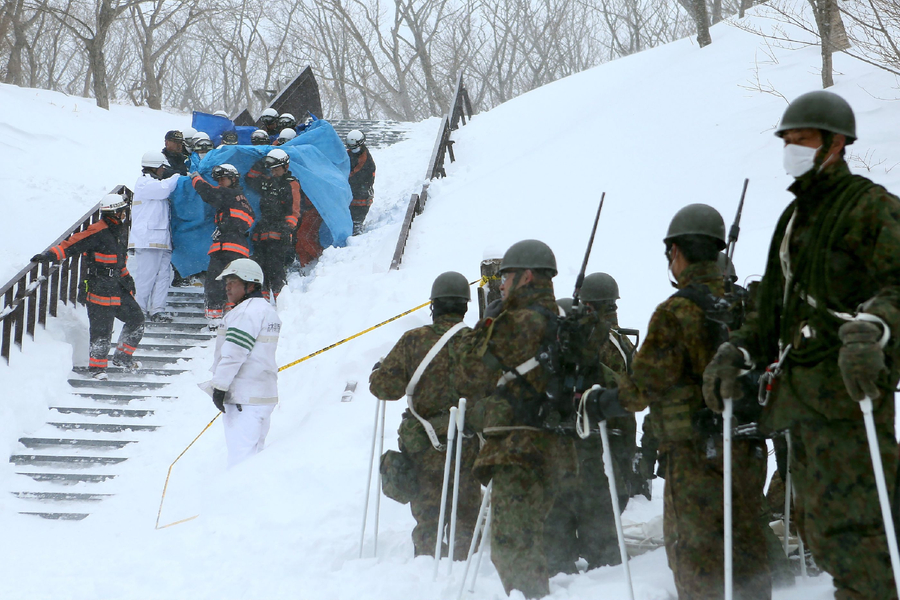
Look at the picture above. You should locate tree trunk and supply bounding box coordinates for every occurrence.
[712,0,723,24]
[3,0,28,85]
[86,38,110,109]
[679,0,712,47]
[809,0,847,88]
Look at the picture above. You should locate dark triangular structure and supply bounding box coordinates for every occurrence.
[269,66,323,121]
[232,108,255,127]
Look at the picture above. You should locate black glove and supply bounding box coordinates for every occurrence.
[484,299,504,319]
[212,388,226,412]
[188,171,200,179]
[31,252,52,263]
[122,274,136,296]
[583,385,626,421]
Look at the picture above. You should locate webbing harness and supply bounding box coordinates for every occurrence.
[405,321,467,451]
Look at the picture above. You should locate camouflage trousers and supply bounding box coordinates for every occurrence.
[491,464,557,599]
[791,418,898,600]
[409,441,481,560]
[663,439,772,600]
[544,452,622,574]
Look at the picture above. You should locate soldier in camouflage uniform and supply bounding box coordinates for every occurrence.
[369,272,481,559]
[704,91,900,600]
[589,205,772,599]
[456,240,577,599]
[544,273,637,574]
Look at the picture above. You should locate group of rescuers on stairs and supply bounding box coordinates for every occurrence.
[29,126,375,380]
[27,90,900,599]
[370,90,900,600]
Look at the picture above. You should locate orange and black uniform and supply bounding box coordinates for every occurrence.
[46,216,144,373]
[245,159,302,299]
[347,146,376,233]
[191,174,255,317]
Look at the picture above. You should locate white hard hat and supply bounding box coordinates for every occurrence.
[277,128,296,142]
[211,163,239,180]
[183,126,198,140]
[346,129,365,149]
[260,108,278,119]
[214,110,228,118]
[265,148,290,169]
[100,193,128,212]
[216,258,264,285]
[141,150,168,169]
[195,131,210,141]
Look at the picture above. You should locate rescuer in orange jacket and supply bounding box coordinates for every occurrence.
[190,164,255,322]
[31,193,145,380]
[244,148,302,300]
[345,129,376,236]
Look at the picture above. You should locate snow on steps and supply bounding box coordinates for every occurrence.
[7,287,212,521]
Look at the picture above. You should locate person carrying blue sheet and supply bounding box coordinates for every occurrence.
[245,148,302,301]
[189,164,255,324]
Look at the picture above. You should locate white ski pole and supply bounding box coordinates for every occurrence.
[359,399,383,558]
[457,481,492,600]
[860,395,900,597]
[469,506,492,593]
[723,398,734,600]
[599,419,635,600]
[783,431,792,559]
[448,399,467,574]
[434,406,459,580]
[374,398,387,555]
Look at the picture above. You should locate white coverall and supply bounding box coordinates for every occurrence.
[128,172,180,315]
[210,292,282,467]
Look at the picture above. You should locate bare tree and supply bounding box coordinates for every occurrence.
[677,0,713,46]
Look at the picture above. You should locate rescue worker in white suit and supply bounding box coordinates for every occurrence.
[210,258,282,468]
[129,151,181,322]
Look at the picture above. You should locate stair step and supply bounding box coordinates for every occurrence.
[19,511,90,521]
[136,343,195,352]
[48,422,158,433]
[107,354,189,365]
[51,407,155,418]
[167,289,205,297]
[145,321,209,331]
[18,438,136,450]
[67,379,169,390]
[17,472,116,484]
[72,392,176,403]
[72,366,187,377]
[141,331,214,341]
[166,299,205,308]
[12,491,112,502]
[10,455,128,467]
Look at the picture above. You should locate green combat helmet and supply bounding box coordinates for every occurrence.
[775,90,856,144]
[430,271,471,301]
[665,204,726,250]
[581,272,619,302]
[557,297,574,315]
[500,239,558,276]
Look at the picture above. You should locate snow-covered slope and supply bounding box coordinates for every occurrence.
[3,5,900,599]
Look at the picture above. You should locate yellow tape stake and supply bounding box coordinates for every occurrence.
[155,412,222,530]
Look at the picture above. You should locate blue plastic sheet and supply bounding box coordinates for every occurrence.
[170,120,352,277]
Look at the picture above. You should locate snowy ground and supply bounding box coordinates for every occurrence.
[3,3,900,599]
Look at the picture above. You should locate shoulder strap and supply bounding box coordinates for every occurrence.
[405,321,467,450]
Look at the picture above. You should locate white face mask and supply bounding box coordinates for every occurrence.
[783,143,820,178]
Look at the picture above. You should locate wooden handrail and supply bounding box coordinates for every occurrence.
[389,73,473,271]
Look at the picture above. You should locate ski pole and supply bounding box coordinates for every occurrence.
[783,431,792,558]
[359,399,383,558]
[859,395,900,597]
[470,506,492,593]
[448,399,467,574]
[723,398,734,600]
[457,481,492,600]
[599,420,635,600]
[434,406,458,580]
[374,398,387,555]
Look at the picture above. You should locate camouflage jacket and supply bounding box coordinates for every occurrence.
[456,280,577,478]
[369,314,470,447]
[619,261,724,446]
[732,161,900,429]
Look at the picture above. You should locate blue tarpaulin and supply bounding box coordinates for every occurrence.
[170,119,352,277]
